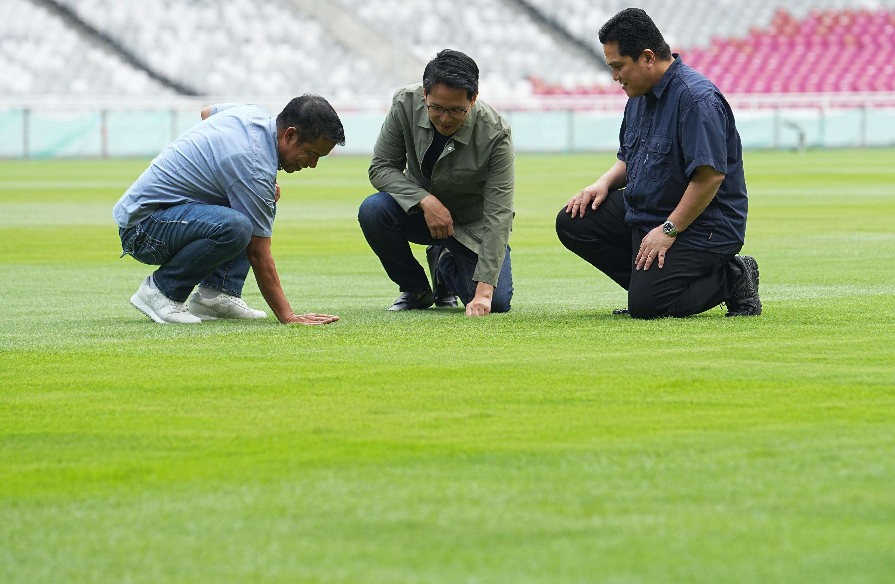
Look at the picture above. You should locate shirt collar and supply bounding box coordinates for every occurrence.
[651,53,682,100]
[270,117,282,171]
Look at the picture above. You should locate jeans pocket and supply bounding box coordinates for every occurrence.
[120,226,139,258]
[141,239,169,265]
[122,224,169,265]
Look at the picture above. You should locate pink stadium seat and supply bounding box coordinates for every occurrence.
[541,7,895,96]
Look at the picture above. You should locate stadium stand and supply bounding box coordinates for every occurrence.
[331,0,613,96]
[523,0,895,52]
[683,7,895,93]
[0,0,171,96]
[2,0,894,98]
[522,1,895,94]
[50,0,401,98]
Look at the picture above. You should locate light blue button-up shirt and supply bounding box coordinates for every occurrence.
[113,104,280,237]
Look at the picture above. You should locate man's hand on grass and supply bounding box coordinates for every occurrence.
[282,313,339,325]
[466,282,494,317]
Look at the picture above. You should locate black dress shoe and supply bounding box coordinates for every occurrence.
[426,245,459,308]
[387,289,435,311]
[725,255,762,316]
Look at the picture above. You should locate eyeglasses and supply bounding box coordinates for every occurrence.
[425,102,470,119]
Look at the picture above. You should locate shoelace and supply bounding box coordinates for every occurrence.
[224,295,250,309]
[170,302,191,313]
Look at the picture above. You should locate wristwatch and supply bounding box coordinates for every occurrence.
[662,220,678,237]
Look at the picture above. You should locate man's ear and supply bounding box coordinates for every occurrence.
[469,92,479,107]
[642,49,656,66]
[285,127,299,143]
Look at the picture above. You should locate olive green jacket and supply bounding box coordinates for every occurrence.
[368,84,515,286]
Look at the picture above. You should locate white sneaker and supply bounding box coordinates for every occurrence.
[187,288,267,321]
[130,277,202,324]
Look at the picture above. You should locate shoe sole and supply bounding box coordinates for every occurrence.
[726,257,762,316]
[386,303,434,311]
[744,256,762,315]
[188,308,265,320]
[192,313,267,320]
[131,292,201,324]
[187,302,220,321]
[192,312,220,321]
[187,299,266,320]
[130,293,168,324]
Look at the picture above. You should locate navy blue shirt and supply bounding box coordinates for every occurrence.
[617,55,747,254]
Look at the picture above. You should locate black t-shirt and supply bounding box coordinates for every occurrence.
[421,130,451,182]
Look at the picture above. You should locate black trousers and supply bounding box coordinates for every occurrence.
[555,190,739,319]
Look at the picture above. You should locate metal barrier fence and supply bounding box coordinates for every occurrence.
[2,93,895,157]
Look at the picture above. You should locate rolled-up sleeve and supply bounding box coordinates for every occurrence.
[616,115,628,161]
[209,103,239,116]
[473,130,515,286]
[228,176,276,237]
[680,98,729,178]
[368,100,429,211]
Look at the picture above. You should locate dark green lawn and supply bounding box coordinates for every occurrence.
[1,150,894,583]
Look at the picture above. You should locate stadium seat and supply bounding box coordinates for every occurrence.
[50,0,401,97]
[3,0,894,98]
[524,1,895,95]
[324,0,613,97]
[0,0,170,95]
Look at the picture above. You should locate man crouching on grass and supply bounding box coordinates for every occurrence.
[359,49,515,316]
[112,95,344,325]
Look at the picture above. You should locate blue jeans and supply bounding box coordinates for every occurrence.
[358,192,513,313]
[119,203,253,302]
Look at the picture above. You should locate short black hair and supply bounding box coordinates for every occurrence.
[423,49,479,100]
[277,94,345,146]
[599,8,672,62]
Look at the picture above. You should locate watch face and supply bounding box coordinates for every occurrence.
[663,221,676,236]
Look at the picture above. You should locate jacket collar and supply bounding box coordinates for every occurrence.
[416,86,476,145]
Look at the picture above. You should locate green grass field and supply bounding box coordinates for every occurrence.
[1,150,894,583]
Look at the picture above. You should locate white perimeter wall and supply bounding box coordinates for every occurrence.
[2,94,895,158]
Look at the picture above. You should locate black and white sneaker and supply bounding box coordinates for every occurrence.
[725,255,762,317]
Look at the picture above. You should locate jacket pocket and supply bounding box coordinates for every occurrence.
[450,168,485,195]
[644,135,673,182]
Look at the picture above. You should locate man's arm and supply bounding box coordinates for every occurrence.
[369,97,455,241]
[637,97,733,271]
[565,159,627,218]
[635,165,725,271]
[200,103,240,121]
[466,132,515,317]
[368,100,430,210]
[245,236,339,325]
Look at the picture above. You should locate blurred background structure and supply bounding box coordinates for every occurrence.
[2,0,895,156]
